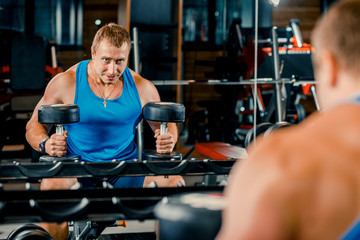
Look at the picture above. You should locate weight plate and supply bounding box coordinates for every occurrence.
[38,104,80,124]
[244,122,273,148]
[7,224,53,240]
[264,122,292,137]
[144,102,185,122]
[39,154,81,162]
[154,192,224,240]
[295,104,306,123]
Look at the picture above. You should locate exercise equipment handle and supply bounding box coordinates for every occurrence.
[290,19,303,47]
[160,122,168,135]
[272,27,287,122]
[56,124,64,135]
[112,197,155,219]
[203,159,233,174]
[29,197,90,222]
[143,159,188,175]
[16,161,63,178]
[81,161,127,177]
[311,85,321,111]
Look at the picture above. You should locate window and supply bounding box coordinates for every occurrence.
[183,0,271,45]
[0,0,25,32]
[34,0,83,47]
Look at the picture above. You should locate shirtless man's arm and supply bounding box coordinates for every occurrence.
[216,135,299,240]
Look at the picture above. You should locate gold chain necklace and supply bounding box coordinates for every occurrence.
[92,68,118,108]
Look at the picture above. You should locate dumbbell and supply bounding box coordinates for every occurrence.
[154,192,225,240]
[7,223,53,240]
[143,102,185,161]
[38,104,80,162]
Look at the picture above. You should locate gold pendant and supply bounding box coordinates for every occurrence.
[103,100,107,108]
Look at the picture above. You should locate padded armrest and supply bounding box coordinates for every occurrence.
[195,142,248,160]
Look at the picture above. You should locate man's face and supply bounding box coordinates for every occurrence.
[91,40,130,85]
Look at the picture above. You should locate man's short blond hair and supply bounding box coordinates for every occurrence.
[91,23,131,53]
[312,0,360,75]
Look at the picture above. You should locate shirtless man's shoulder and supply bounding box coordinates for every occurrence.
[223,106,360,239]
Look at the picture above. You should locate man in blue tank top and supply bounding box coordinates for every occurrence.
[217,1,360,239]
[26,23,184,240]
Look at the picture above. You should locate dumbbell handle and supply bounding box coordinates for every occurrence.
[55,124,64,135]
[160,122,168,135]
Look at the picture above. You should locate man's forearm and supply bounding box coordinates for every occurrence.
[25,121,49,152]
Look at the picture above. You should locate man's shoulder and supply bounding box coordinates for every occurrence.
[129,69,157,93]
[50,68,76,86]
[325,104,360,127]
[301,105,360,144]
[65,62,80,76]
[44,64,78,102]
[248,105,360,177]
[129,69,151,85]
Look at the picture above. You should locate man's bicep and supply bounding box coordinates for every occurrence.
[41,74,70,105]
[140,79,162,132]
[26,74,69,137]
[144,85,160,107]
[136,75,160,107]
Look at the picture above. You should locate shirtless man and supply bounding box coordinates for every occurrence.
[217,0,360,239]
[26,23,184,240]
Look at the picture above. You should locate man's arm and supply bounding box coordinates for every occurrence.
[216,138,295,240]
[132,70,178,153]
[26,69,76,156]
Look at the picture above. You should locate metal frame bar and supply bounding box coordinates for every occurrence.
[0,159,236,181]
[132,27,144,161]
[0,186,223,223]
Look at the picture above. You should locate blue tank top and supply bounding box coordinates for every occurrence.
[65,60,142,162]
[339,217,360,240]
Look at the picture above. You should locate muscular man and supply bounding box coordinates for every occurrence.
[217,0,360,239]
[26,23,184,240]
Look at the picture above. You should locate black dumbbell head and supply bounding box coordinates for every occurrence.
[154,192,224,240]
[144,102,185,123]
[7,224,53,240]
[38,104,80,124]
